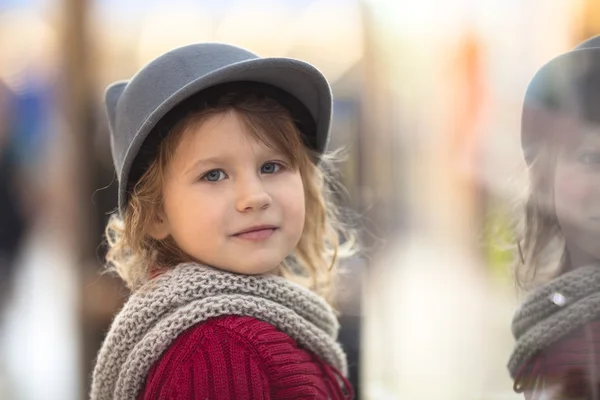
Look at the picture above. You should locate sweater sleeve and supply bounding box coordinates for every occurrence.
[138,318,271,400]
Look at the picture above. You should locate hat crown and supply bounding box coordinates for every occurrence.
[574,35,600,50]
[109,43,259,176]
[125,44,259,108]
[521,35,600,164]
[524,35,600,107]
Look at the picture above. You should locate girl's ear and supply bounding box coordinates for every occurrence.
[148,210,171,240]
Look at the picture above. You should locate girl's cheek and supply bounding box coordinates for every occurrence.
[556,163,600,214]
[574,169,600,205]
[556,165,582,201]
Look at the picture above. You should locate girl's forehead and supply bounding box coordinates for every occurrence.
[176,112,281,156]
[550,118,600,151]
[571,123,600,147]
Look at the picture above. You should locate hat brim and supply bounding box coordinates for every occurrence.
[107,57,332,214]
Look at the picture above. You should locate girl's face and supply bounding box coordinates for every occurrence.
[554,127,600,267]
[152,110,306,275]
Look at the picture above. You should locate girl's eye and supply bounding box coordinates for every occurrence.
[201,169,227,182]
[261,162,282,174]
[578,152,600,165]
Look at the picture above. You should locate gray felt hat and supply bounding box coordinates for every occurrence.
[105,43,333,214]
[522,35,600,165]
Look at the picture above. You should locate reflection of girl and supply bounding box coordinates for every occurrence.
[90,43,357,399]
[509,36,600,399]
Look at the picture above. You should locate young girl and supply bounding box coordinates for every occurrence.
[90,43,356,400]
[508,35,600,399]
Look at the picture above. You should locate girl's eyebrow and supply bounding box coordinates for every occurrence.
[184,156,228,175]
[576,129,600,147]
[261,146,288,158]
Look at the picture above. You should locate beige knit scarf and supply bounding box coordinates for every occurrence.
[90,263,347,400]
[508,264,600,378]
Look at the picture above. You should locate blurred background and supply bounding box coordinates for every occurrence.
[1,0,600,399]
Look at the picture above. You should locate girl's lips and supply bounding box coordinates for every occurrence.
[233,228,277,241]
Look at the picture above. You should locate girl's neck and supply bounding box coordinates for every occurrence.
[565,242,600,269]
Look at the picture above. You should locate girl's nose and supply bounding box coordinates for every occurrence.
[235,178,272,212]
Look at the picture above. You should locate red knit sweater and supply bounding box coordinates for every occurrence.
[138,315,353,399]
[514,320,600,399]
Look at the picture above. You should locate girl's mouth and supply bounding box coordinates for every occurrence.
[232,225,279,241]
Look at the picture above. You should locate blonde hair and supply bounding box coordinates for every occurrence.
[515,128,570,290]
[104,90,357,303]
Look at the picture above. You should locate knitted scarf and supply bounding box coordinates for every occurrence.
[508,264,600,379]
[90,263,347,400]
